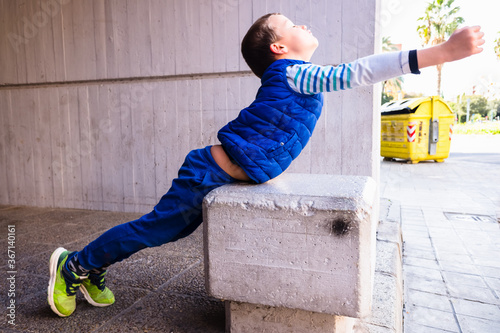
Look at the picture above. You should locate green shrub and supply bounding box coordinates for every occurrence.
[454,122,500,135]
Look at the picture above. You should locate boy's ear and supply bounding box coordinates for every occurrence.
[270,42,288,55]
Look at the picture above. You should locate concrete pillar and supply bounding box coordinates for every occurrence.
[203,173,377,332]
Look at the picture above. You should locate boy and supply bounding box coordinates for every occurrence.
[48,13,484,317]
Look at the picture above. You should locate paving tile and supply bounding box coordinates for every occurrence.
[442,271,488,289]
[404,257,440,270]
[403,234,432,249]
[484,277,500,295]
[403,223,428,231]
[431,239,466,252]
[422,213,448,222]
[403,248,437,260]
[406,290,453,312]
[457,230,497,246]
[401,211,425,217]
[479,223,500,232]
[402,224,428,232]
[439,260,480,275]
[428,226,460,236]
[452,220,485,230]
[404,242,434,254]
[435,252,473,264]
[448,284,499,305]
[467,247,500,258]
[457,314,500,333]
[405,306,460,332]
[404,265,442,280]
[434,246,470,257]
[473,258,500,269]
[405,275,447,296]
[451,298,500,322]
[401,207,423,214]
[402,219,426,226]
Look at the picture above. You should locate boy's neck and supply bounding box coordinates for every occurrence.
[275,54,313,62]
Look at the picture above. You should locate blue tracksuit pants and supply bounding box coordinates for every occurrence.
[77,146,239,270]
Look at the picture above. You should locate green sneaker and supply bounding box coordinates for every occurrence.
[80,270,115,307]
[47,248,87,317]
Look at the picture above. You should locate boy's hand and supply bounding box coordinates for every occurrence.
[417,26,485,69]
[443,26,485,61]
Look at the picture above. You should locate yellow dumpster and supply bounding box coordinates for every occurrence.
[380,96,454,163]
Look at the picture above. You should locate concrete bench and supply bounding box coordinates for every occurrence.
[203,173,377,332]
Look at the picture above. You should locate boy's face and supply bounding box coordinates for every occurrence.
[269,14,318,61]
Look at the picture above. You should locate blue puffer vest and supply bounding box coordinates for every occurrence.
[217,59,324,183]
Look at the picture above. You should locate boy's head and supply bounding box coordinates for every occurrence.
[241,13,319,78]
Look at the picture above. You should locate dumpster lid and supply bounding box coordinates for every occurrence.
[380,97,427,115]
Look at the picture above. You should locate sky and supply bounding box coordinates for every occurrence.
[380,0,500,101]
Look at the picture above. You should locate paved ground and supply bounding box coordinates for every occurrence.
[0,134,499,332]
[0,206,223,333]
[380,134,500,332]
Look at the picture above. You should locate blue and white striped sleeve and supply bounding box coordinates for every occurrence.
[286,50,418,95]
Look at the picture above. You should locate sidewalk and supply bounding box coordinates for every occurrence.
[0,134,499,332]
[380,134,500,332]
[0,208,224,332]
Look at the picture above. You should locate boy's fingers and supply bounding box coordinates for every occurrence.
[472,46,484,54]
[474,29,485,40]
[459,26,484,54]
[473,29,485,52]
[472,41,484,54]
[463,25,482,35]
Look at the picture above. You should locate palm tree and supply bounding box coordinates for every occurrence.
[495,31,500,60]
[417,0,464,96]
[381,37,404,100]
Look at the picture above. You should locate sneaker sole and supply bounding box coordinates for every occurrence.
[80,284,114,307]
[47,247,69,317]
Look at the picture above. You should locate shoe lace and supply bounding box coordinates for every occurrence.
[67,282,80,296]
[88,272,107,291]
[61,266,83,296]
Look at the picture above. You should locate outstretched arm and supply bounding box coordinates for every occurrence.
[286,51,416,94]
[417,26,485,69]
[286,26,484,95]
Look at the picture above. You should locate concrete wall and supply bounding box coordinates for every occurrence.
[0,0,381,212]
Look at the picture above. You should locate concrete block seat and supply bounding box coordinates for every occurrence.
[203,173,378,332]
